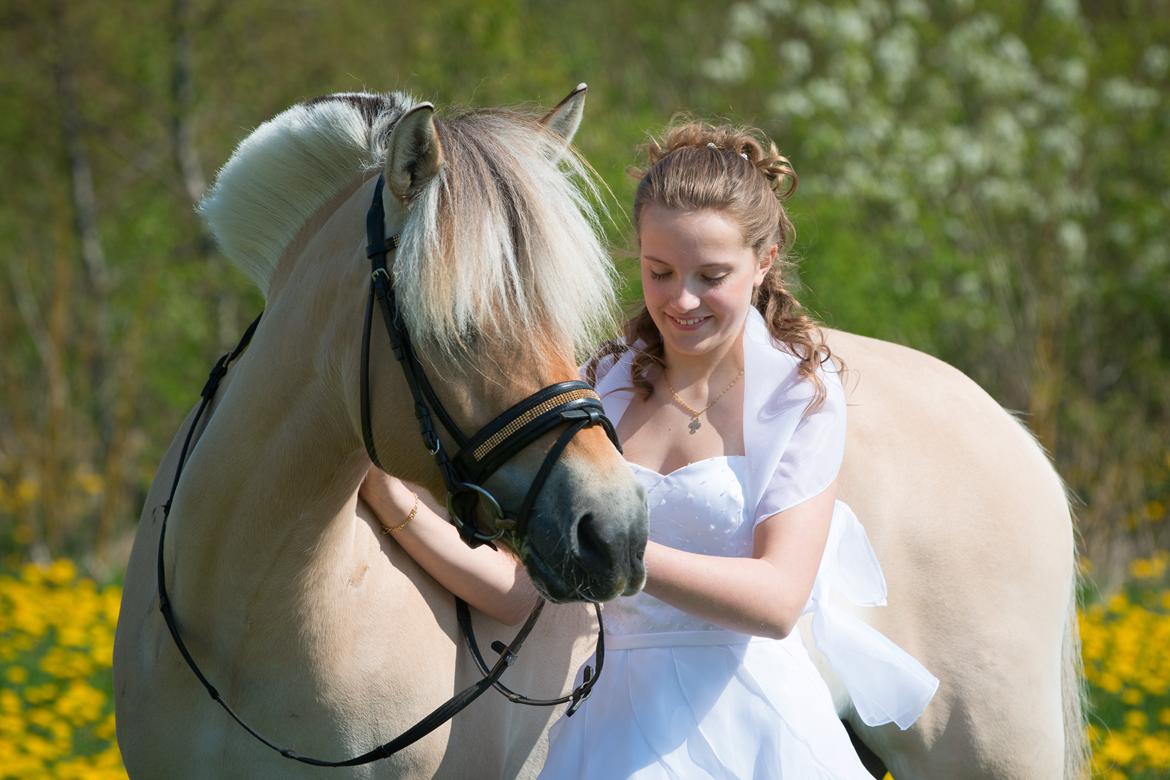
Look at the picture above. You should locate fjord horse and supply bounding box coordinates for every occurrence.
[114,87,645,777]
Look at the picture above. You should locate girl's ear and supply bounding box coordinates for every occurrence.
[755,245,778,286]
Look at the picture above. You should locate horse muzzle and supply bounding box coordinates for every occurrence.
[521,474,648,603]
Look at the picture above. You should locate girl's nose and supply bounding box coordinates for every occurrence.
[672,282,701,311]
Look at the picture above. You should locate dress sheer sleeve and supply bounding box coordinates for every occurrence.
[754,365,846,526]
[579,350,621,385]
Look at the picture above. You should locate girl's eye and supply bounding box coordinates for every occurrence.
[649,270,727,284]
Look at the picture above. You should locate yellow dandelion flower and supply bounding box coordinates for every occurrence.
[1098,672,1123,694]
[1130,557,1157,580]
[0,690,20,715]
[1142,733,1170,770]
[1100,731,1137,766]
[1123,709,1148,730]
[14,477,40,504]
[95,712,117,741]
[0,713,25,737]
[76,468,105,497]
[60,624,89,647]
[25,682,59,704]
[28,707,56,730]
[46,557,78,585]
[49,718,72,745]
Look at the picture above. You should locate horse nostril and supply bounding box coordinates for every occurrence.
[574,512,611,570]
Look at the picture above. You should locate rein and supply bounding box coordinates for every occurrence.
[154,174,615,766]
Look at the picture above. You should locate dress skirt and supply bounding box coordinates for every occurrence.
[537,630,874,780]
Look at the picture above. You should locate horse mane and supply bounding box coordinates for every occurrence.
[198,91,618,359]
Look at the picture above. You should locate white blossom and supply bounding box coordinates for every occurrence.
[876,25,918,96]
[834,8,871,45]
[1057,58,1089,89]
[777,39,812,77]
[1058,220,1087,261]
[702,40,752,83]
[730,2,767,38]
[895,0,928,21]
[807,78,851,113]
[1039,126,1082,171]
[1108,221,1136,248]
[1043,0,1079,22]
[1143,45,1170,78]
[756,0,793,15]
[766,90,814,119]
[1101,77,1161,112]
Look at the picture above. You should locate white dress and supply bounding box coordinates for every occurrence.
[535,453,931,776]
[541,310,939,779]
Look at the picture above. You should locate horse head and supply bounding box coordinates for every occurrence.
[199,86,647,603]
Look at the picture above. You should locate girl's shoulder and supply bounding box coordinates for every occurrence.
[751,333,845,423]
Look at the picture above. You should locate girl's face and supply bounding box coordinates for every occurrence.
[638,205,774,361]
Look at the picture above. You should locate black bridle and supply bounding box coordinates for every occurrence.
[154,174,618,766]
[362,174,620,548]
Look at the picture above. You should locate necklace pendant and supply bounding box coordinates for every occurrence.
[688,418,701,434]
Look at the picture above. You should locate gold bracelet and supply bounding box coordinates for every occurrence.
[384,495,420,534]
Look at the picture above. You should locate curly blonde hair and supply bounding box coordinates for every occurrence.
[587,120,841,413]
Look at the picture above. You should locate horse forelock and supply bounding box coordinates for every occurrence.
[199,93,618,375]
[198,91,409,295]
[392,109,619,368]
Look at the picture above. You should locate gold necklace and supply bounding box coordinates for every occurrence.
[663,367,745,434]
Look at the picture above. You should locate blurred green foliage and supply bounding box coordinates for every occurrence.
[0,0,1166,580]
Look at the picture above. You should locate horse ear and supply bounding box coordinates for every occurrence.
[540,83,587,147]
[385,102,443,203]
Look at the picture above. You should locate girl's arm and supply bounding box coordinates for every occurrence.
[360,466,540,625]
[641,477,838,640]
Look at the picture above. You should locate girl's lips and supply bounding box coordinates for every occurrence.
[666,314,711,331]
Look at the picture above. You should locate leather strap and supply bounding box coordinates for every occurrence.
[156,315,556,767]
[156,171,616,768]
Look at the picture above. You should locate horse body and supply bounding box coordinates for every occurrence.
[114,90,641,777]
[805,329,1085,779]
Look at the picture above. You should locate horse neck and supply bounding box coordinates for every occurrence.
[168,190,376,612]
[168,315,367,607]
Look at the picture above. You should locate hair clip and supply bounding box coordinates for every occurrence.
[706,141,750,162]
